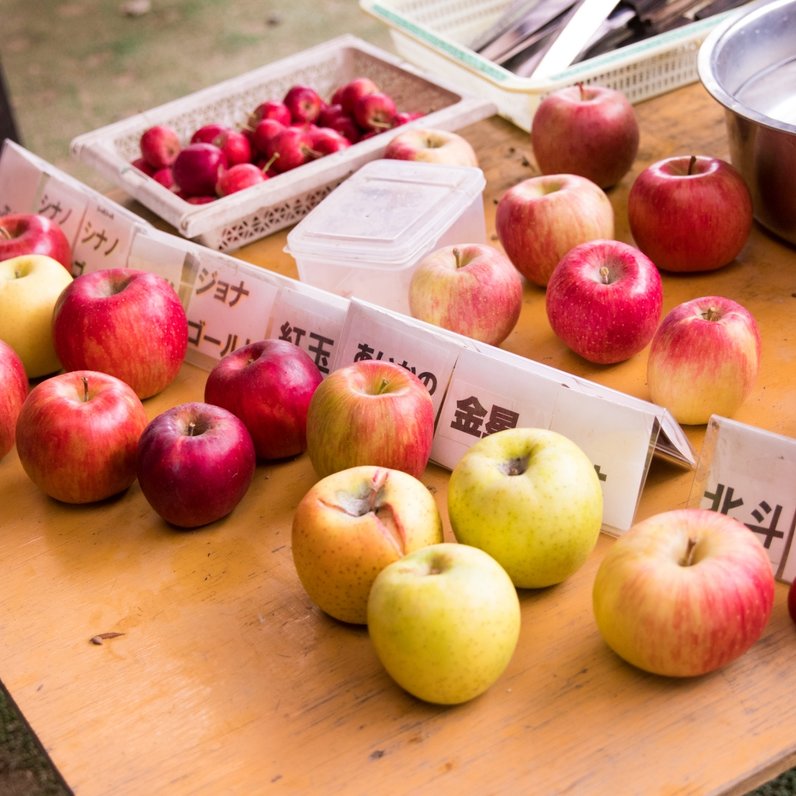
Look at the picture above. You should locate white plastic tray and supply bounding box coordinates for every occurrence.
[70,35,494,251]
[360,0,749,131]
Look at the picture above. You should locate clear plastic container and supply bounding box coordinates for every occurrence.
[285,159,487,315]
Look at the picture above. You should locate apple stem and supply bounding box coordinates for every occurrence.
[688,155,697,176]
[503,455,529,476]
[453,247,463,269]
[701,306,722,322]
[577,81,586,101]
[599,265,611,285]
[187,421,197,437]
[261,153,279,174]
[0,227,10,241]
[81,375,90,402]
[682,537,698,567]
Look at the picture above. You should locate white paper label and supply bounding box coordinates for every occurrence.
[333,299,466,416]
[693,416,796,582]
[185,252,280,363]
[269,284,349,376]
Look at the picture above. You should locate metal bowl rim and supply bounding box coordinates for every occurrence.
[698,0,796,135]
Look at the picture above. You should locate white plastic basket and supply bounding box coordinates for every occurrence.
[70,35,494,251]
[360,0,746,131]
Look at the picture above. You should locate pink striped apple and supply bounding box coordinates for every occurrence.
[305,360,434,479]
[593,508,775,677]
[646,295,760,425]
[496,173,614,287]
[0,340,28,460]
[408,243,523,346]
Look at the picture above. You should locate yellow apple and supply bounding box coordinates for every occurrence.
[0,254,73,377]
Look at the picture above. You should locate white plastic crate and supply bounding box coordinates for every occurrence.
[70,35,494,251]
[360,0,747,131]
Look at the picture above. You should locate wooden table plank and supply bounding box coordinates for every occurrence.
[1,80,795,795]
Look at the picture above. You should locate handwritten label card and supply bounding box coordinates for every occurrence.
[268,283,349,377]
[691,416,796,582]
[184,251,280,368]
[71,193,141,275]
[34,175,88,255]
[333,299,468,417]
[0,140,42,214]
[433,346,658,533]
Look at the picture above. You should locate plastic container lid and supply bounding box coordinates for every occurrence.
[285,159,486,270]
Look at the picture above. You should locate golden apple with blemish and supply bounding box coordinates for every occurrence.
[291,465,443,624]
[447,427,603,588]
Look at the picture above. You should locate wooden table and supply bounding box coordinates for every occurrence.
[2,80,795,795]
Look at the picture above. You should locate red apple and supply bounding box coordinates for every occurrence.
[212,128,252,166]
[172,142,228,197]
[136,401,256,529]
[354,91,397,132]
[283,84,325,124]
[216,162,268,197]
[408,243,523,346]
[152,167,175,190]
[52,268,188,400]
[266,126,315,173]
[15,370,148,504]
[646,295,761,425]
[628,155,753,273]
[495,173,614,287]
[291,464,444,624]
[204,338,323,461]
[333,77,379,116]
[788,579,796,625]
[0,213,72,272]
[545,239,663,364]
[190,123,230,144]
[531,83,639,189]
[0,340,28,460]
[305,360,435,479]
[383,127,478,168]
[139,124,181,170]
[247,100,292,128]
[317,104,362,143]
[593,508,775,677]
[307,126,351,156]
[251,118,285,156]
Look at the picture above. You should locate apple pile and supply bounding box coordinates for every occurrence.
[132,77,424,202]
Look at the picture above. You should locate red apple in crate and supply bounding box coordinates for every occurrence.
[0,340,28,460]
[354,91,397,132]
[408,243,523,346]
[251,118,285,156]
[628,155,753,273]
[204,338,323,461]
[495,173,614,287]
[172,142,228,198]
[531,83,639,189]
[152,167,175,190]
[307,127,351,156]
[291,464,444,624]
[646,295,760,425]
[333,77,379,115]
[52,268,188,400]
[305,360,434,479]
[139,124,181,170]
[247,100,292,128]
[383,128,479,168]
[283,84,325,124]
[0,212,72,272]
[212,128,252,166]
[593,508,775,677]
[136,401,256,529]
[216,163,268,197]
[0,254,73,378]
[190,123,229,144]
[545,239,663,364]
[267,126,315,173]
[15,370,148,504]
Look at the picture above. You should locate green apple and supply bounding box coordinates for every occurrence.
[291,465,444,625]
[0,254,73,377]
[447,427,603,588]
[367,542,520,705]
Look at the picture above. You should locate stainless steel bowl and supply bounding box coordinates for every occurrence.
[698,0,796,245]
